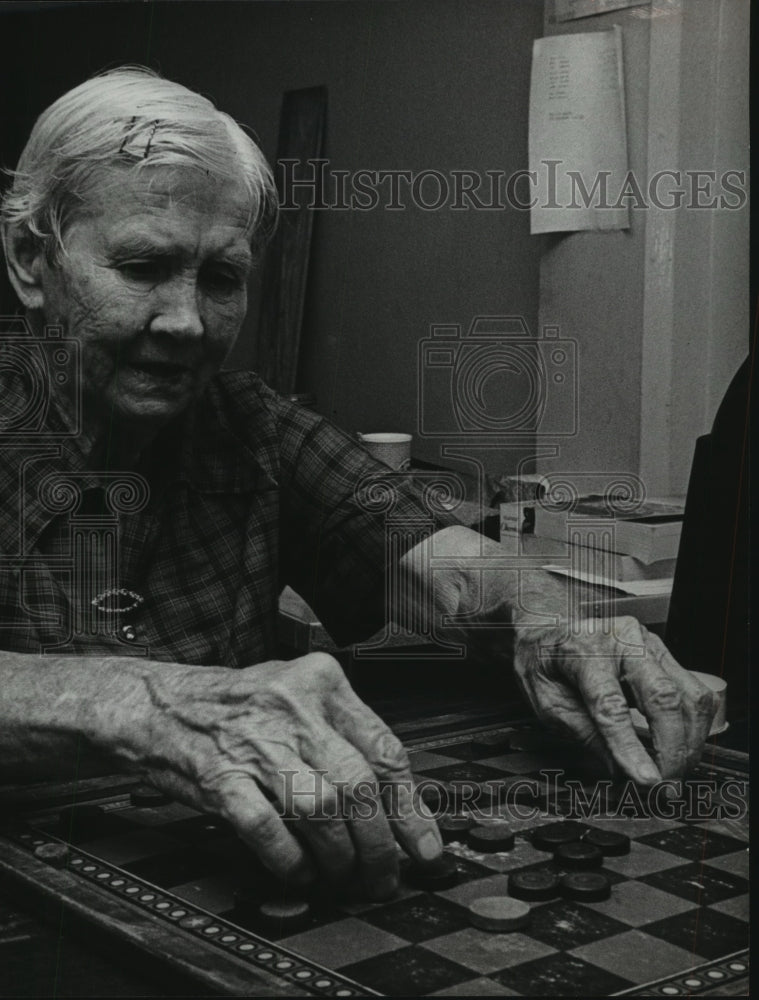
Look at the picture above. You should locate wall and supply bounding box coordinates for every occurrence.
[665,0,750,492]
[0,0,544,476]
[537,0,749,497]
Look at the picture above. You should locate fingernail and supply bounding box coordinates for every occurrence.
[418,828,443,861]
[370,873,399,900]
[639,762,662,784]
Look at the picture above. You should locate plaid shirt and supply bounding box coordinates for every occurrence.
[0,368,455,666]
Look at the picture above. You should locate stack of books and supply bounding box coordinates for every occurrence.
[500,494,685,585]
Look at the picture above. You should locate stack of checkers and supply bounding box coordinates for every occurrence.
[504,821,630,911]
[422,818,631,933]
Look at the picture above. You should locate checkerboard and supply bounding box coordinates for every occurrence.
[1,725,748,997]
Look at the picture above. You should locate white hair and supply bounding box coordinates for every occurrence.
[0,65,278,262]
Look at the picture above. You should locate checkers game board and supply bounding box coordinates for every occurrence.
[0,724,749,997]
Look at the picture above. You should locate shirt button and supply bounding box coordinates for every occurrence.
[120,624,137,641]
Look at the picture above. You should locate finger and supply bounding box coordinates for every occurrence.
[305,734,402,900]
[214,772,316,885]
[649,635,716,772]
[566,655,662,785]
[271,752,358,887]
[323,679,443,868]
[515,634,616,775]
[524,667,616,775]
[619,636,687,779]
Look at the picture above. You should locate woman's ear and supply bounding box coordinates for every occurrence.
[2,224,47,310]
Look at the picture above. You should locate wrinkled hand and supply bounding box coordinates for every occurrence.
[513,616,717,783]
[133,653,442,898]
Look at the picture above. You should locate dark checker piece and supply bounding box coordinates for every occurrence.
[560,871,612,902]
[554,840,604,869]
[405,853,459,891]
[532,821,588,852]
[33,842,71,868]
[438,812,475,843]
[583,827,631,856]
[467,824,515,853]
[130,784,171,807]
[508,869,560,902]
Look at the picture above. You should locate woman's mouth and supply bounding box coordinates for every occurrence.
[127,359,191,380]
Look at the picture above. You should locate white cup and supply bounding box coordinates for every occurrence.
[357,432,412,470]
[693,671,728,733]
[629,670,728,735]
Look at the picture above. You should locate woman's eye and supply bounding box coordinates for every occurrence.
[119,260,164,281]
[202,268,244,293]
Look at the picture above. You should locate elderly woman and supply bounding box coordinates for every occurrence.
[0,67,716,899]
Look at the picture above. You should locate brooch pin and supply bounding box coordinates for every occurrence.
[91,588,145,614]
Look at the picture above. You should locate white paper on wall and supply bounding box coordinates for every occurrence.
[528,27,630,234]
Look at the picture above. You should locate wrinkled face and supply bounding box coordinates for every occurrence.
[38,165,254,432]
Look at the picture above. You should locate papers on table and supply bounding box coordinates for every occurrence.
[542,564,673,596]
